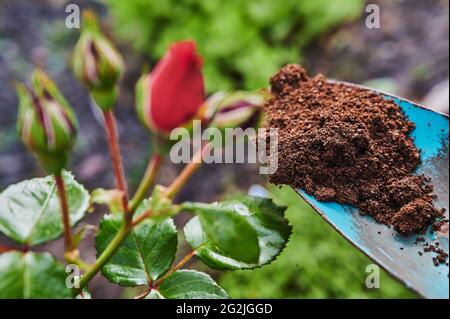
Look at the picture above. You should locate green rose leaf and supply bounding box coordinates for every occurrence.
[147,270,228,299]
[184,196,291,270]
[0,251,73,299]
[0,171,89,246]
[95,201,178,286]
[183,198,264,264]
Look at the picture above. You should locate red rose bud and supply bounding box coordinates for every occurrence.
[201,91,265,130]
[72,10,124,111]
[17,69,78,174]
[135,41,205,135]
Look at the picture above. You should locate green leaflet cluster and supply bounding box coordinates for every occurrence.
[94,196,291,299]
[0,171,88,298]
[0,171,89,246]
[183,197,292,270]
[94,198,226,298]
[96,210,229,299]
[0,172,292,299]
[95,202,178,286]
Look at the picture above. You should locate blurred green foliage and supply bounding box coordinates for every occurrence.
[102,0,364,92]
[219,185,417,298]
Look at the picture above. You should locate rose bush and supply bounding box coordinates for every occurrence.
[0,10,289,299]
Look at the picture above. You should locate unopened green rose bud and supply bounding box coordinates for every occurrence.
[201,91,265,130]
[16,69,78,174]
[71,10,124,111]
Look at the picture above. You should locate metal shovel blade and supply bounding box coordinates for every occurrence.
[296,83,449,299]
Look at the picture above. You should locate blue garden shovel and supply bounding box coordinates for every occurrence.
[296,82,449,299]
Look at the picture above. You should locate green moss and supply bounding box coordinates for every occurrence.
[219,185,417,298]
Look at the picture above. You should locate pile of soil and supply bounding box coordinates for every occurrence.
[265,64,445,235]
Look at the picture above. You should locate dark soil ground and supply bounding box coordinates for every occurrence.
[0,0,448,298]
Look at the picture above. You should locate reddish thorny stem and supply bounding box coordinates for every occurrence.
[165,142,211,199]
[155,250,195,286]
[55,174,74,251]
[103,110,130,216]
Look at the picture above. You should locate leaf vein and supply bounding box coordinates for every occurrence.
[25,180,56,244]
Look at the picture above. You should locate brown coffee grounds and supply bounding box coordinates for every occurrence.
[265,64,445,235]
[420,242,449,266]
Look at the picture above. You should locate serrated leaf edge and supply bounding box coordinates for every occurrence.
[153,269,229,299]
[186,198,293,271]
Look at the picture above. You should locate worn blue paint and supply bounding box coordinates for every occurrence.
[297,86,449,299]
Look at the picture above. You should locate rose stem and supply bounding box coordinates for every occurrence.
[129,153,162,212]
[77,222,131,291]
[55,174,74,251]
[103,110,129,215]
[165,143,210,199]
[154,251,195,287]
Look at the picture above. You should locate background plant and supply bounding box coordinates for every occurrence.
[101,0,364,92]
